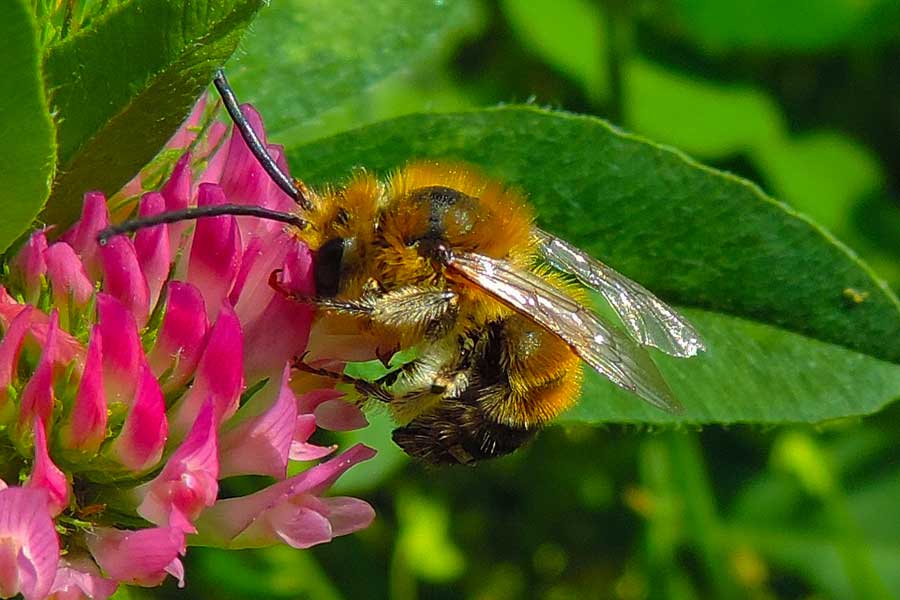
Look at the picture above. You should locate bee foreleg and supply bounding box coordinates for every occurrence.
[311,286,459,341]
[270,270,458,338]
[363,287,459,340]
[267,269,377,315]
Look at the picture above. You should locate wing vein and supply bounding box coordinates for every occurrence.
[448,251,682,413]
[534,228,704,357]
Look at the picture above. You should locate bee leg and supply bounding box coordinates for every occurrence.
[367,287,458,341]
[316,287,459,335]
[267,269,318,304]
[291,358,394,403]
[373,361,465,426]
[373,361,425,387]
[268,274,458,340]
[267,269,379,315]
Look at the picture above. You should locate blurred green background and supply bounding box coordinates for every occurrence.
[130,0,900,598]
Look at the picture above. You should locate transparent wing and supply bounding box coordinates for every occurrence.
[534,229,704,357]
[448,252,682,413]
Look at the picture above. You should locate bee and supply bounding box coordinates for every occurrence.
[101,71,705,465]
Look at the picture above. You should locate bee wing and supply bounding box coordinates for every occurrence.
[448,252,682,413]
[534,229,704,357]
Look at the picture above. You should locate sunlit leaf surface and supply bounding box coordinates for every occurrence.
[42,0,263,226]
[0,0,56,252]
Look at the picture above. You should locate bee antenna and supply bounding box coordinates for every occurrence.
[212,69,313,211]
[96,204,306,246]
[96,71,316,245]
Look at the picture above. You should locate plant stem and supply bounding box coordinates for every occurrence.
[601,0,630,123]
[805,436,891,598]
[639,438,698,600]
[389,543,417,600]
[666,432,742,599]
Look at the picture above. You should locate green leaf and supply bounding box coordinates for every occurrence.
[286,107,900,423]
[0,0,56,252]
[501,0,607,102]
[332,410,409,494]
[228,0,482,143]
[108,585,133,600]
[624,59,896,291]
[41,0,263,227]
[566,306,900,423]
[660,0,900,52]
[626,58,784,159]
[626,59,884,234]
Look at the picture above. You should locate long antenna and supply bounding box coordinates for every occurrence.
[97,204,307,246]
[97,69,313,245]
[212,69,312,211]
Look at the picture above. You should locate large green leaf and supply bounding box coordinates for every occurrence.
[228,0,481,143]
[569,308,900,423]
[629,60,899,290]
[0,0,56,252]
[42,0,263,227]
[285,107,900,423]
[499,0,897,286]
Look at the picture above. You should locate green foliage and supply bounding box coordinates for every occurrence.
[288,107,900,423]
[626,61,885,244]
[625,58,783,158]
[228,0,482,144]
[394,489,466,583]
[42,0,263,227]
[8,0,900,598]
[331,409,409,494]
[0,0,56,252]
[179,546,344,600]
[661,0,900,51]
[500,0,900,289]
[639,429,897,599]
[501,0,607,102]
[32,0,129,48]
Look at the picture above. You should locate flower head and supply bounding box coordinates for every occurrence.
[0,99,374,598]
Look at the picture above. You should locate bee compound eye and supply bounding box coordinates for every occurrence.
[314,237,345,298]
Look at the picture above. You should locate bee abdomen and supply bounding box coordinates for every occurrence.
[485,370,582,429]
[484,316,583,428]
